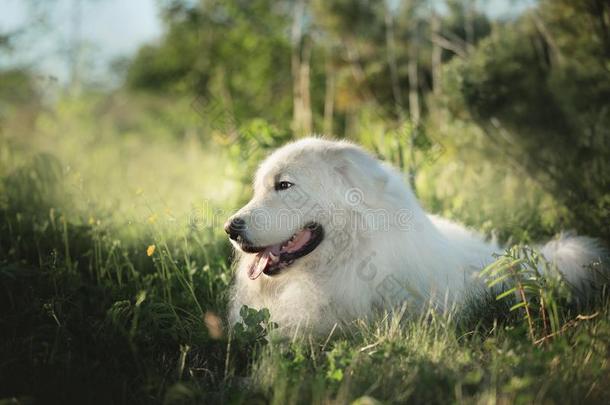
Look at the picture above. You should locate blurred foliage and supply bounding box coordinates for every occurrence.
[0,69,39,107]
[128,0,293,127]
[442,0,610,240]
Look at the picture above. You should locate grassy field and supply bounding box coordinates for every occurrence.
[1,96,609,404]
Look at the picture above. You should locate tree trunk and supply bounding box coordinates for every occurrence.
[384,7,406,123]
[408,47,420,125]
[291,0,312,137]
[431,12,442,96]
[291,3,303,137]
[531,11,564,67]
[300,37,312,136]
[407,29,420,192]
[464,0,475,48]
[323,55,335,136]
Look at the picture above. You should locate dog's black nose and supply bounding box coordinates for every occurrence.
[224,217,246,241]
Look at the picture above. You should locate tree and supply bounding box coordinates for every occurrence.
[441,0,610,239]
[127,0,294,131]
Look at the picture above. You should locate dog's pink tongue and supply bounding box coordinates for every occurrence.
[249,252,269,280]
[248,245,281,280]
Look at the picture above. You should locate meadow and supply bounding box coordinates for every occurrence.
[0,93,608,404]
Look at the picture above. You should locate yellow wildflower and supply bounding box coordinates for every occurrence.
[146,244,156,256]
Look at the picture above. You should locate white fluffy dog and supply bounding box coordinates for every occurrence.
[226,137,606,335]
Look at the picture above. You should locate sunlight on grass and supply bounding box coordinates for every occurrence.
[0,95,608,404]
[2,96,244,242]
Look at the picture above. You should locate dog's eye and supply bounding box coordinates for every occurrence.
[274,181,294,191]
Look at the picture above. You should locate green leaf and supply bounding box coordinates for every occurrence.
[521,285,538,293]
[479,259,507,277]
[496,287,517,301]
[327,368,344,382]
[487,273,512,288]
[505,258,525,270]
[510,301,527,311]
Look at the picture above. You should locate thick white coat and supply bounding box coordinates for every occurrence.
[229,138,606,334]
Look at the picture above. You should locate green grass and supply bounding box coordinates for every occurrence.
[1,97,609,404]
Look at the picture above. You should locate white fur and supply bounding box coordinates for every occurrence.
[228,137,607,335]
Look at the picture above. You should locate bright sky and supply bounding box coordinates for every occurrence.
[0,0,163,85]
[0,0,534,87]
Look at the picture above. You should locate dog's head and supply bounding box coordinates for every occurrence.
[225,137,392,280]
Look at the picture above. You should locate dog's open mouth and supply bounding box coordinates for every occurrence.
[240,222,324,280]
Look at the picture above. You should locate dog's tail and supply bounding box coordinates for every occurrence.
[540,233,608,291]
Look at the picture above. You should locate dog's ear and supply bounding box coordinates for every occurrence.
[332,146,389,207]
